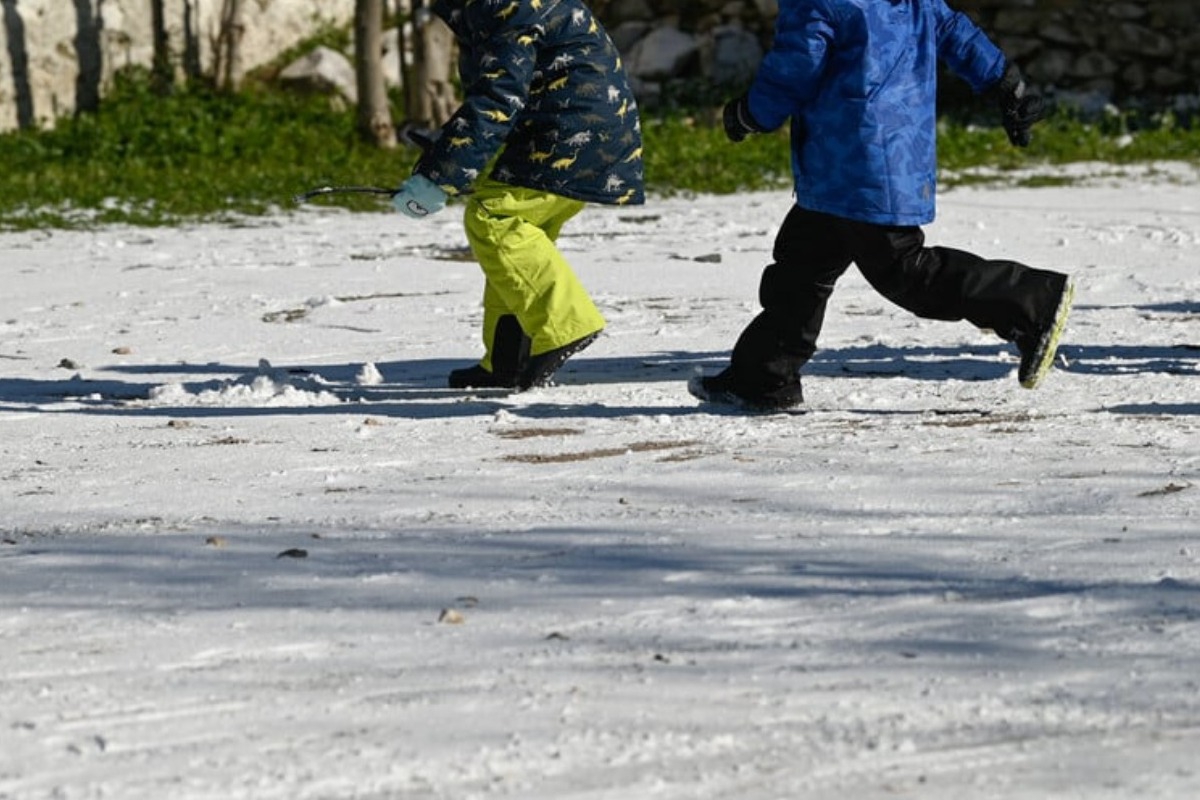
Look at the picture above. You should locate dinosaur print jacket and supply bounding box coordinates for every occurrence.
[417,0,644,207]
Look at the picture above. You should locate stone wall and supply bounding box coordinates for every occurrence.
[954,0,1198,109]
[593,0,1200,112]
[4,0,1197,133]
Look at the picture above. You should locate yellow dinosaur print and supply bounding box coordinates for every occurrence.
[551,153,579,170]
[427,0,642,207]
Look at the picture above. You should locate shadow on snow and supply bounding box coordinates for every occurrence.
[0,340,1195,418]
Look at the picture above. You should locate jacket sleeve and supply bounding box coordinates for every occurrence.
[932,0,1006,93]
[415,5,542,195]
[745,1,836,131]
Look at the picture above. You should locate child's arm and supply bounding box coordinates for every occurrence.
[932,0,1047,147]
[743,2,835,133]
[413,7,543,197]
[932,0,1006,93]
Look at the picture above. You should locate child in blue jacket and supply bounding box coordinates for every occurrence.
[690,0,1073,411]
[392,0,644,391]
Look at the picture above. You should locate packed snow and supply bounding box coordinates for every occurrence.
[1,162,1198,799]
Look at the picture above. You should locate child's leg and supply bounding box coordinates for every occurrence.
[464,179,604,358]
[841,219,1068,343]
[842,216,1073,387]
[727,206,853,394]
[478,307,530,378]
[479,278,530,377]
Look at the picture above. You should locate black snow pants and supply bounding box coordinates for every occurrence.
[727,205,1069,394]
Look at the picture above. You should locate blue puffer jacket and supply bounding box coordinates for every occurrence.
[747,0,1006,226]
[418,0,644,207]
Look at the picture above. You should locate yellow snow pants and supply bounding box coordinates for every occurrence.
[463,178,605,371]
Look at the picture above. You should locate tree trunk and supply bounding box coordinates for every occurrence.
[396,0,410,116]
[215,0,245,92]
[182,0,203,84]
[1,0,35,128]
[72,0,103,114]
[403,0,424,125]
[355,0,397,148]
[405,0,456,129]
[150,0,172,94]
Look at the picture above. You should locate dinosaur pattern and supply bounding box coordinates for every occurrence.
[419,0,645,207]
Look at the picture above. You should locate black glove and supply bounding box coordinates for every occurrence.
[723,95,767,143]
[992,63,1049,148]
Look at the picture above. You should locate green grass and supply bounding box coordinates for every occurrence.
[1,70,1197,230]
[640,115,793,194]
[938,108,1200,171]
[0,69,412,228]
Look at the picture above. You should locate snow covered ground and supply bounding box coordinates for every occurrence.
[1,163,1198,799]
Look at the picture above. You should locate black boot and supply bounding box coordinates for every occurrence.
[688,366,804,412]
[448,314,530,389]
[1016,276,1074,388]
[517,331,601,391]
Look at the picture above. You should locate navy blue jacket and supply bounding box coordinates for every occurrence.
[748,0,1005,225]
[419,0,644,206]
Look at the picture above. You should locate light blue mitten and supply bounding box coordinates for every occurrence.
[392,174,448,218]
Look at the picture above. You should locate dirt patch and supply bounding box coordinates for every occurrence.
[502,439,702,464]
[494,427,585,440]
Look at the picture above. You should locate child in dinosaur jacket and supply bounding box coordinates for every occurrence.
[393,0,644,391]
